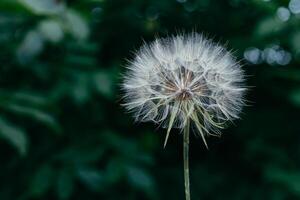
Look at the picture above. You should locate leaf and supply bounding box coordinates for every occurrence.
[105,158,125,184]
[290,31,300,52]
[0,116,27,155]
[93,71,115,99]
[5,104,61,133]
[64,54,97,67]
[69,73,90,104]
[65,9,89,40]
[29,164,54,197]
[16,30,44,64]
[56,168,74,200]
[254,17,284,37]
[289,89,300,107]
[126,166,154,193]
[55,146,105,164]
[0,0,27,13]
[19,0,65,15]
[265,166,300,196]
[38,19,64,43]
[76,167,104,192]
[11,92,49,106]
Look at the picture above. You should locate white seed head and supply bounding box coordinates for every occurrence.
[122,33,246,147]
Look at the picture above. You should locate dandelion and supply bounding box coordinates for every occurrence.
[122,33,246,200]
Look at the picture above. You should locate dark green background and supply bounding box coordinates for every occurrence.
[0,0,300,199]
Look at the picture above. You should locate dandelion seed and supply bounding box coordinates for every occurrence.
[122,33,246,200]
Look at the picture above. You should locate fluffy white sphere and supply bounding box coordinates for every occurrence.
[122,33,245,147]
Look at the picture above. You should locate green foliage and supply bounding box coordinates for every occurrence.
[0,0,300,199]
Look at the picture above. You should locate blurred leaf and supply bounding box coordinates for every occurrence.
[5,104,61,133]
[290,31,300,52]
[0,116,27,155]
[69,73,90,104]
[289,89,300,107]
[19,0,65,15]
[38,19,64,43]
[11,92,49,106]
[29,164,54,197]
[254,17,284,37]
[0,0,26,12]
[93,70,115,99]
[66,41,98,54]
[55,145,105,164]
[56,168,74,200]
[0,92,60,132]
[65,55,97,67]
[126,166,154,193]
[77,167,104,192]
[265,166,300,196]
[65,9,89,40]
[16,30,44,64]
[105,158,125,184]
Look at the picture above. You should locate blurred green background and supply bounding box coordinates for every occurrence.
[0,0,300,199]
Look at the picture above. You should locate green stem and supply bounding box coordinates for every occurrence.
[183,120,190,200]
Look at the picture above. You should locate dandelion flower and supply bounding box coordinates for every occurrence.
[122,33,246,200]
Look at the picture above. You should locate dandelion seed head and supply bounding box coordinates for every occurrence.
[122,33,246,145]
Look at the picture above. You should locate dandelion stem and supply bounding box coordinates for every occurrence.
[183,120,191,200]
